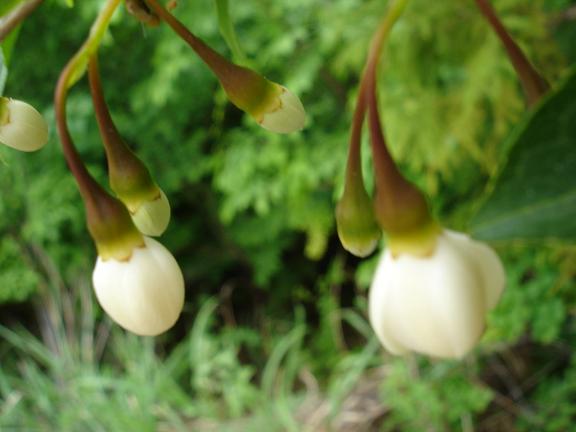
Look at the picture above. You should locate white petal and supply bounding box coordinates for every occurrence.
[0,99,48,152]
[369,251,410,355]
[131,189,171,237]
[368,229,505,359]
[259,86,305,134]
[92,237,184,336]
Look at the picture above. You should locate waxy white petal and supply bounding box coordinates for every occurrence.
[369,229,505,359]
[259,86,305,134]
[92,236,184,336]
[130,189,171,237]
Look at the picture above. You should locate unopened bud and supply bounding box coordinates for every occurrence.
[93,236,185,336]
[0,98,48,152]
[130,188,171,237]
[251,83,306,134]
[336,183,381,257]
[369,229,505,359]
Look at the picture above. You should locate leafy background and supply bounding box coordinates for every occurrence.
[0,0,575,430]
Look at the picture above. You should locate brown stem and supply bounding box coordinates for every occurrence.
[88,54,133,165]
[364,64,403,194]
[344,1,408,190]
[144,0,235,74]
[0,0,43,43]
[475,0,549,106]
[125,0,159,27]
[54,59,108,214]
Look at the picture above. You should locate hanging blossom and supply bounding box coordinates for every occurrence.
[336,0,505,359]
[369,230,505,358]
[54,0,184,336]
[144,0,306,134]
[88,54,171,237]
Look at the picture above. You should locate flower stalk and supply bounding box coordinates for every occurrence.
[144,0,305,133]
[54,0,143,260]
[474,0,549,106]
[88,54,170,237]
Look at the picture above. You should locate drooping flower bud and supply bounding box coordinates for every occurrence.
[88,55,171,236]
[93,236,185,336]
[336,184,381,257]
[144,0,306,133]
[0,97,48,152]
[129,188,171,237]
[251,83,305,134]
[369,229,505,359]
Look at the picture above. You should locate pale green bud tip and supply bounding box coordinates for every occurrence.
[92,236,185,336]
[258,86,305,134]
[369,229,505,359]
[335,191,381,258]
[130,189,171,237]
[338,232,379,258]
[0,98,48,152]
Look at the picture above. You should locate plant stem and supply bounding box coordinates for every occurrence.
[88,53,132,165]
[54,0,122,209]
[475,0,549,106]
[0,0,44,44]
[144,0,253,91]
[344,0,409,191]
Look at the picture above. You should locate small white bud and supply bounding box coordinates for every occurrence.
[368,229,505,359]
[92,236,185,336]
[0,98,48,152]
[258,86,305,134]
[130,189,171,237]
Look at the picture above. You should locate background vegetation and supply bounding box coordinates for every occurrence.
[1,0,575,430]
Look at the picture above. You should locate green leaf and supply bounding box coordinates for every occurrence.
[470,71,576,241]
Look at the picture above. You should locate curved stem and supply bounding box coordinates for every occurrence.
[88,53,132,164]
[0,0,43,44]
[145,0,230,71]
[144,0,252,90]
[475,0,549,106]
[54,0,122,209]
[55,61,104,209]
[344,0,409,190]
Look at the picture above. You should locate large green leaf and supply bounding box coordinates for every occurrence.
[470,71,576,242]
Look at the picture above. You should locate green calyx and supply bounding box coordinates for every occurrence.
[373,177,441,257]
[109,156,160,213]
[386,219,441,258]
[220,68,282,120]
[336,181,382,258]
[106,144,159,213]
[86,193,144,261]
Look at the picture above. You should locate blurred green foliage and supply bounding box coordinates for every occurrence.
[0,0,575,430]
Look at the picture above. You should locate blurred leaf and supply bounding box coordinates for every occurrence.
[471,71,576,241]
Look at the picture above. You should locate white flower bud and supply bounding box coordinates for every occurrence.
[130,189,171,237]
[0,98,49,152]
[258,86,305,134]
[368,229,505,359]
[92,236,185,336]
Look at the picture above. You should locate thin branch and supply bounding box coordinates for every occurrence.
[0,0,44,44]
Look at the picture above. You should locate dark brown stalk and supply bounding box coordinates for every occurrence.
[475,0,549,106]
[0,0,43,43]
